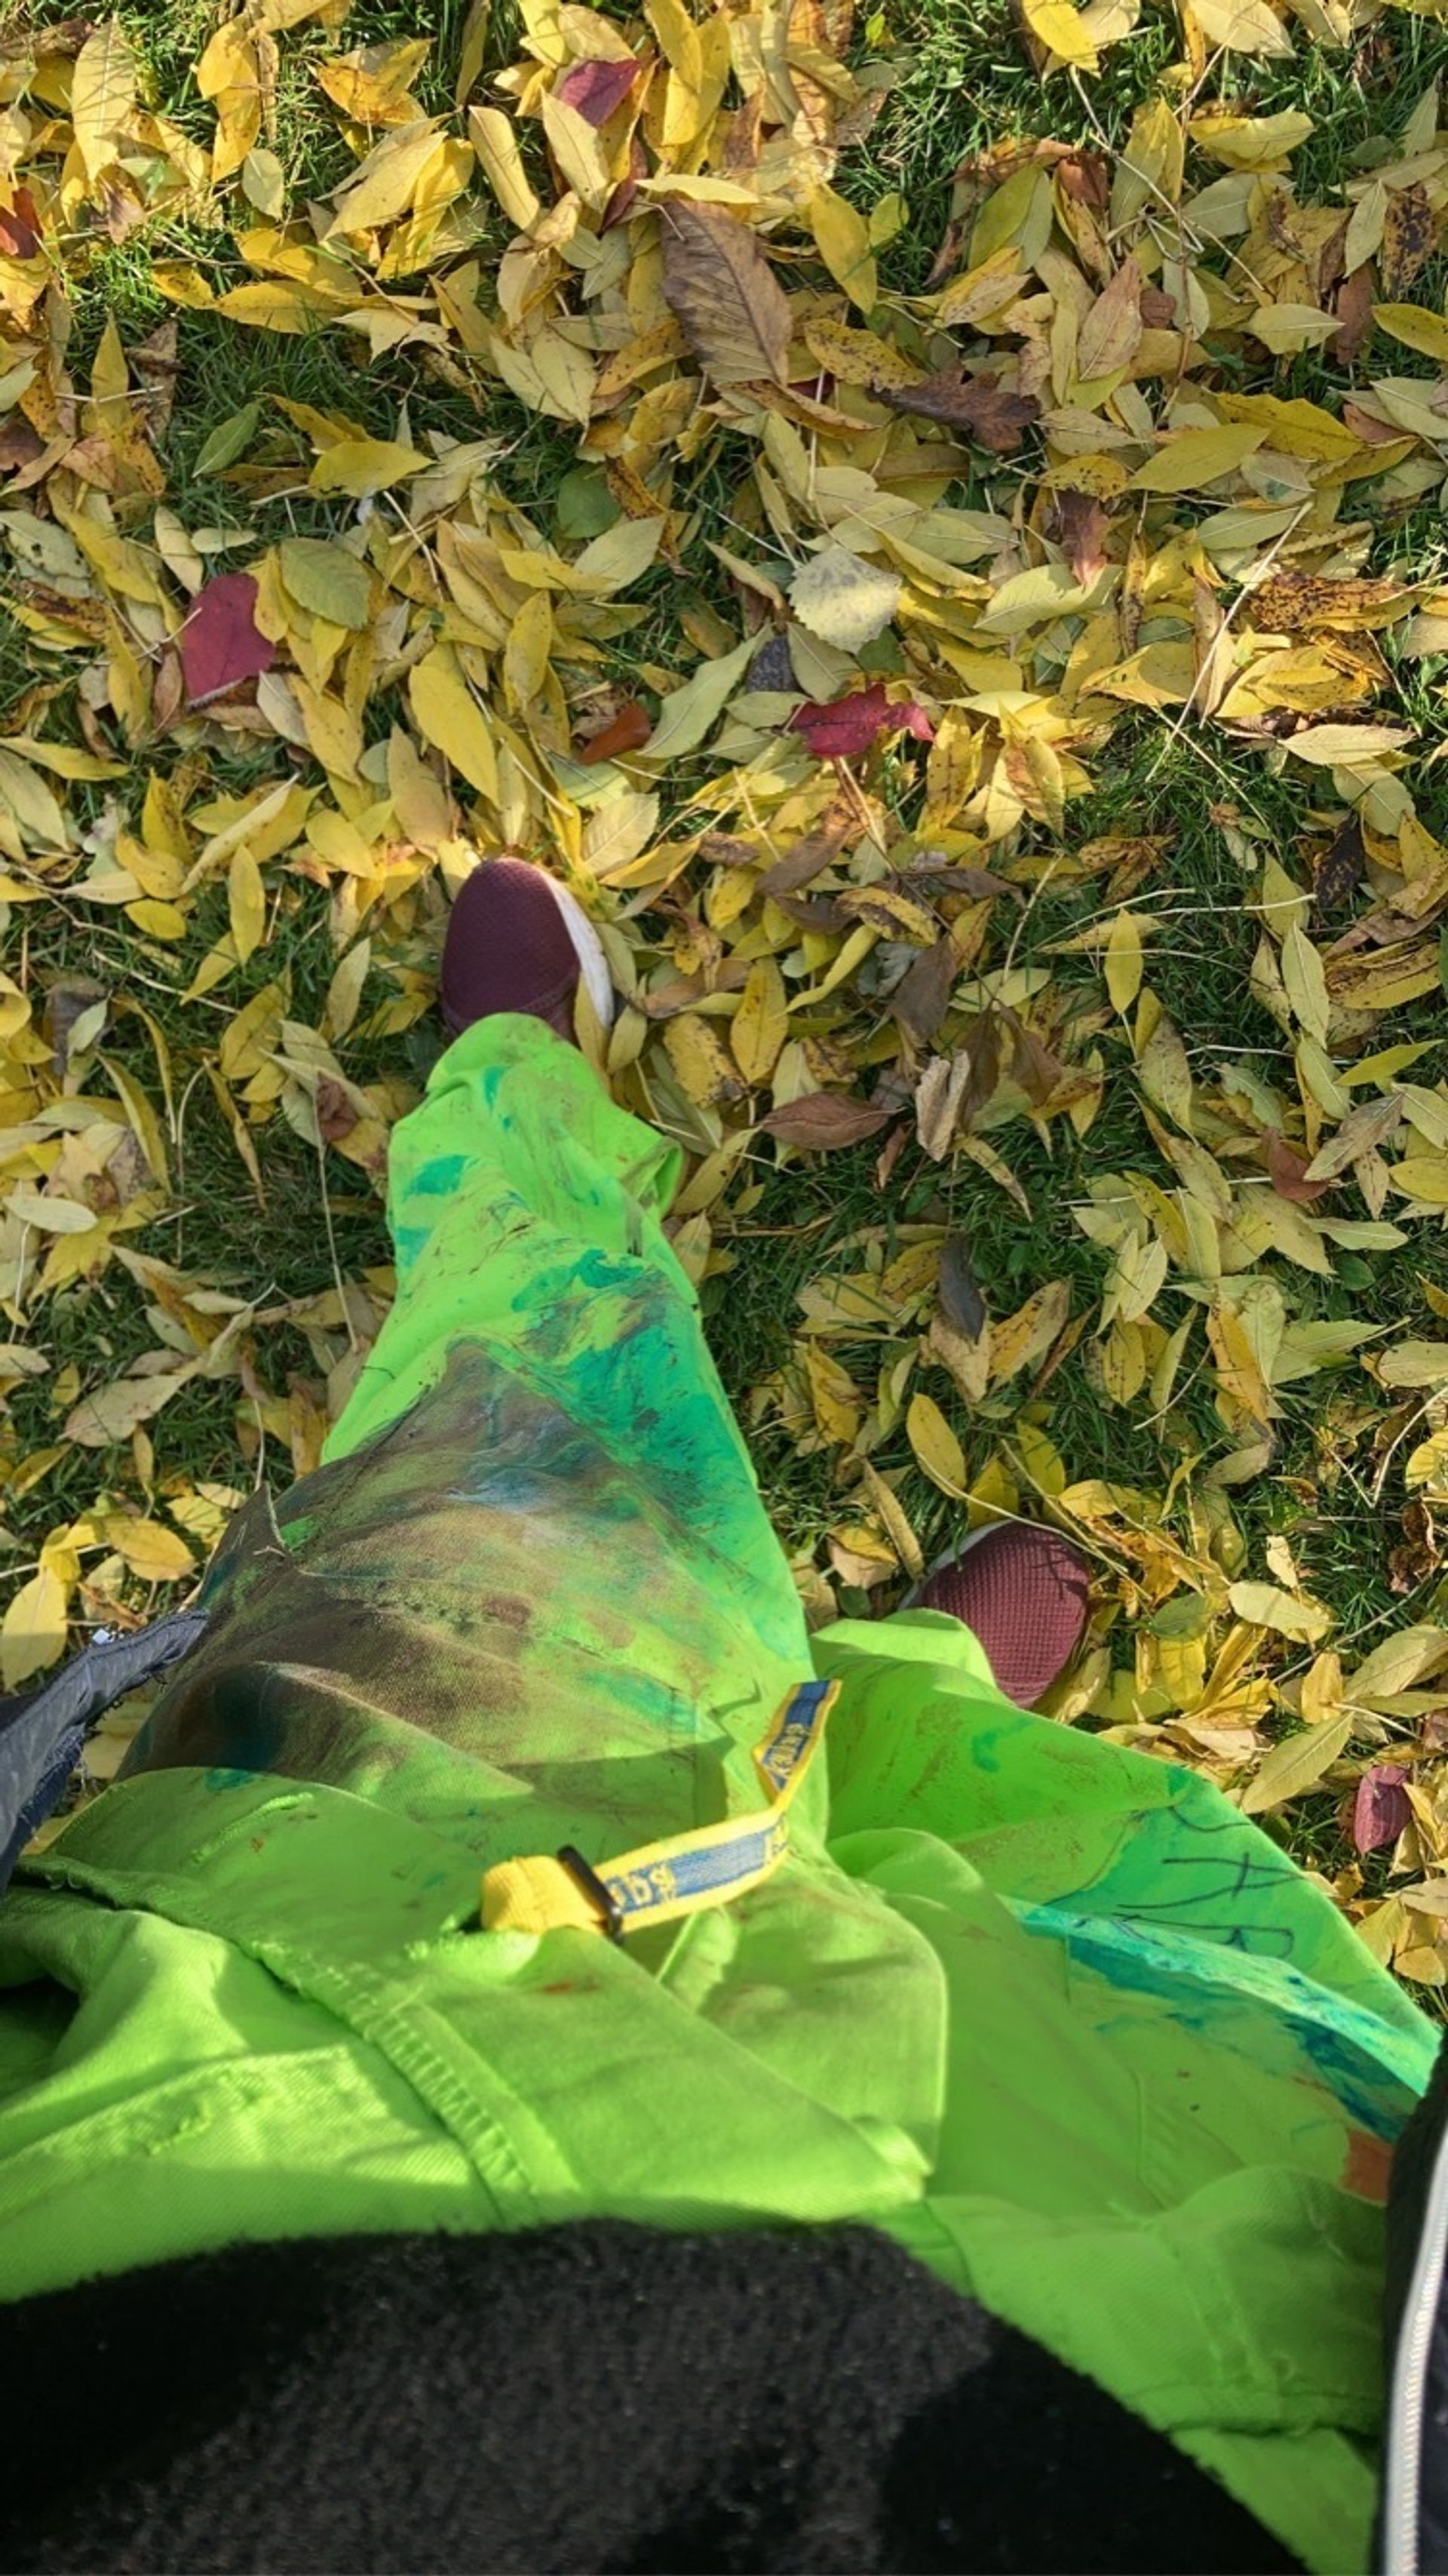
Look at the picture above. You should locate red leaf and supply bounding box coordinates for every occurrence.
[577,700,652,763]
[761,1093,890,1148]
[1352,1764,1412,1854]
[556,56,640,125]
[180,573,276,708]
[787,683,934,761]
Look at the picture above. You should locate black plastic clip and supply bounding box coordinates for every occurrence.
[555,1844,624,1940]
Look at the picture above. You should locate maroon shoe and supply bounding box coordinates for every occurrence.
[440,855,613,1041]
[913,1521,1091,1708]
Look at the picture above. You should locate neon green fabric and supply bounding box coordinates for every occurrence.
[0,1012,1435,2575]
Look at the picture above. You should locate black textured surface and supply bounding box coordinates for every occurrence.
[0,2220,1302,2574]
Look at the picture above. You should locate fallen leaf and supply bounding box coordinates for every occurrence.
[1354,1764,1413,1853]
[761,1095,891,1148]
[790,549,902,652]
[180,575,276,705]
[788,684,934,760]
[661,203,792,388]
[878,370,1041,451]
[556,57,640,125]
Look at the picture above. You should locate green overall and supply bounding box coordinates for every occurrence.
[0,1014,1433,2574]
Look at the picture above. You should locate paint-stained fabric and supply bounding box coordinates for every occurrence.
[0,1013,1434,2575]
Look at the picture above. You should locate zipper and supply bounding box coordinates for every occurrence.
[1385,2123,1448,2574]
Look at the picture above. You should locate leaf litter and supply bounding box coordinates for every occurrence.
[4,0,1448,1969]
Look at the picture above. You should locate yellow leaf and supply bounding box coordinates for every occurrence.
[7,1187,98,1236]
[1240,1709,1352,1814]
[907,1391,968,1496]
[808,187,879,312]
[1227,1580,1333,1641]
[71,21,138,182]
[804,1341,862,1446]
[107,1517,196,1583]
[1130,424,1266,493]
[468,106,541,231]
[1407,1428,1448,1491]
[228,845,266,967]
[504,592,554,715]
[103,1057,170,1188]
[1373,303,1448,364]
[1104,910,1145,1013]
[408,645,499,801]
[857,1460,925,1580]
[1188,0,1295,53]
[732,956,788,1087]
[1249,304,1338,355]
[1388,1161,1448,1206]
[292,679,364,782]
[1022,0,1101,66]
[216,282,342,333]
[1286,722,1413,766]
[1189,109,1314,167]
[310,439,430,497]
[1379,1342,1448,1386]
[989,1281,1070,1384]
[662,1012,738,1106]
[790,548,900,652]
[1280,923,1330,1045]
[581,794,659,881]
[1,1564,68,1690]
[1300,1650,1343,1725]
[324,118,441,237]
[324,939,372,1043]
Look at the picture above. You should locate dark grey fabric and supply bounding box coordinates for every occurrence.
[0,2221,1301,2574]
[0,1609,207,1892]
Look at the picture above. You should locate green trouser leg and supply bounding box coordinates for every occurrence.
[0,1013,1435,2576]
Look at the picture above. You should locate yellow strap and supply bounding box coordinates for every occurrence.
[480,1677,837,1938]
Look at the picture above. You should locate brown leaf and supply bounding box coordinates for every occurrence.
[938,1232,986,1337]
[1390,1499,1440,1596]
[1076,256,1142,379]
[577,701,652,763]
[890,938,957,1042]
[316,1076,358,1146]
[1311,813,1365,927]
[1342,400,1408,447]
[878,368,1040,452]
[761,1094,890,1148]
[0,420,44,475]
[1051,489,1111,588]
[758,810,852,897]
[1333,262,1376,367]
[1057,149,1109,209]
[1265,1131,1332,1204]
[661,203,792,388]
[1380,184,1437,299]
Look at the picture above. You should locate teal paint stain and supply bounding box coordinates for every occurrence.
[409,1153,468,1198]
